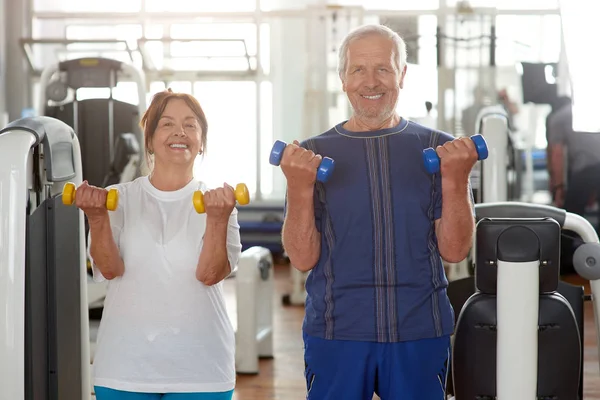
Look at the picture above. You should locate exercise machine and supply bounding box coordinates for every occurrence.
[233,246,275,374]
[0,116,92,399]
[39,56,147,188]
[237,205,286,254]
[472,105,523,204]
[446,201,600,399]
[38,57,147,312]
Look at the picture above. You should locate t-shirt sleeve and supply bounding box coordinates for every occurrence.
[432,133,451,220]
[87,185,125,283]
[546,109,567,145]
[225,207,243,276]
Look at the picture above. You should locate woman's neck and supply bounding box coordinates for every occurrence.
[149,166,194,191]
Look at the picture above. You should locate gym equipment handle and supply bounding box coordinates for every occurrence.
[269,140,335,183]
[422,134,489,174]
[62,182,119,211]
[193,183,250,214]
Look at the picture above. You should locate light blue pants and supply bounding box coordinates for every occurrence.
[94,386,234,400]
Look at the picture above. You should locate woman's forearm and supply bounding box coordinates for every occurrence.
[196,218,230,285]
[89,215,124,280]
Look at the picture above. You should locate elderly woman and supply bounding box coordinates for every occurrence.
[76,89,241,400]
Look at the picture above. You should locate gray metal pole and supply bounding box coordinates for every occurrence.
[5,0,33,122]
[0,0,6,126]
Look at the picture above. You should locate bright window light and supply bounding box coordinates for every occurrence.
[192,82,258,194]
[560,0,600,132]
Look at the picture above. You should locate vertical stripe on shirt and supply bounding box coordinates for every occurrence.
[365,136,397,342]
[379,137,398,342]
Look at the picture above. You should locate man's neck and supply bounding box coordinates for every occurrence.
[149,165,194,191]
[344,113,401,132]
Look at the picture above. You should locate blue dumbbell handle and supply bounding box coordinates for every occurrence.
[423,134,488,174]
[269,140,335,183]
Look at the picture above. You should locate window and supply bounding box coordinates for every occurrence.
[495,15,561,66]
[66,24,143,50]
[259,81,275,199]
[192,82,258,194]
[145,0,256,12]
[140,23,257,73]
[34,0,141,12]
[261,0,438,10]
[330,0,439,9]
[445,0,558,9]
[560,0,600,132]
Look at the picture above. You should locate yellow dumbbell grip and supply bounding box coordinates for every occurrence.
[61,182,119,211]
[193,183,250,214]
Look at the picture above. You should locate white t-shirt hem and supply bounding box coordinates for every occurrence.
[93,378,235,393]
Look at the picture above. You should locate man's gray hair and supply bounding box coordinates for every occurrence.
[337,24,407,78]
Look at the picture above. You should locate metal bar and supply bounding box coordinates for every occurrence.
[138,38,250,43]
[31,8,560,21]
[254,0,261,201]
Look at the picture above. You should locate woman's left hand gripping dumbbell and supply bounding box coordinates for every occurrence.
[198,183,238,221]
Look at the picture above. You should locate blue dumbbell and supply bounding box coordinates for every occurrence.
[269,140,335,183]
[422,134,489,174]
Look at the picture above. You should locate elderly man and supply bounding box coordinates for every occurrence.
[280,24,477,399]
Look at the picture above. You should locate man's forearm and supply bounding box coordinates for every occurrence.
[549,144,565,189]
[437,181,475,263]
[282,189,321,272]
[196,219,230,285]
[89,215,124,280]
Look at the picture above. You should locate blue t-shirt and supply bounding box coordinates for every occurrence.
[286,118,462,343]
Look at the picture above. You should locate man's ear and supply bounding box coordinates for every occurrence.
[399,65,407,89]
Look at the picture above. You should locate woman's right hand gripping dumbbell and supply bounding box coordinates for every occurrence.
[69,180,117,221]
[279,140,325,190]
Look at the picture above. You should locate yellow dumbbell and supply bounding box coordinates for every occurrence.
[62,182,119,211]
[193,183,250,214]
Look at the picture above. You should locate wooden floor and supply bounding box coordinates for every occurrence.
[224,265,600,399]
[225,264,306,400]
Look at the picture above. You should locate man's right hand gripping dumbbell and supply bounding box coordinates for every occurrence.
[269,140,335,185]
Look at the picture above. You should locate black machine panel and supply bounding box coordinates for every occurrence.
[59,58,124,90]
[45,99,141,187]
[475,218,561,294]
[25,196,82,400]
[452,293,581,399]
[448,217,585,399]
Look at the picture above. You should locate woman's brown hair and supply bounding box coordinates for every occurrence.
[139,88,208,170]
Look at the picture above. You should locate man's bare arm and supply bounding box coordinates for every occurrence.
[282,188,321,272]
[435,181,475,263]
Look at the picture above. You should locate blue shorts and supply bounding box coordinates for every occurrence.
[303,332,450,400]
[93,387,234,400]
